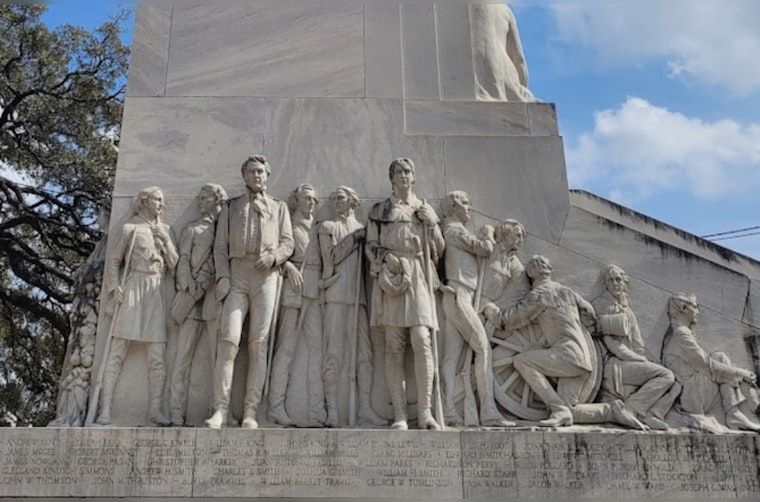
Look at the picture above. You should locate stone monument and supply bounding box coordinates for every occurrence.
[2,2,760,499]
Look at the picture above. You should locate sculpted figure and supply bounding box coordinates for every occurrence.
[592,265,680,431]
[480,219,530,312]
[366,158,445,430]
[662,293,760,433]
[168,183,228,426]
[486,255,646,429]
[206,155,294,429]
[267,184,326,427]
[50,205,109,427]
[319,186,386,427]
[470,4,537,102]
[439,191,513,427]
[96,187,179,426]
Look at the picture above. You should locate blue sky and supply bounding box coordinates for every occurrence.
[40,1,760,259]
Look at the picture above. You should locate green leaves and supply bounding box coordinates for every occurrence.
[0,4,130,426]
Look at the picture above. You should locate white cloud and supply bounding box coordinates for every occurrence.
[566,97,760,203]
[549,0,760,96]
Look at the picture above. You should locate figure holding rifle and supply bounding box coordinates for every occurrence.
[366,158,445,430]
[95,186,178,426]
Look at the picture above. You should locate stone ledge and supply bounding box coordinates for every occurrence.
[1,428,757,498]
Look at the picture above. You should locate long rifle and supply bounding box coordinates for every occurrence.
[347,240,363,426]
[263,269,284,398]
[86,228,138,425]
[422,225,445,429]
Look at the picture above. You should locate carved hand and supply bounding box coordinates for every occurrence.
[479,224,495,241]
[215,277,230,301]
[113,286,125,305]
[152,226,170,254]
[254,252,276,272]
[416,205,437,227]
[482,302,501,326]
[285,261,303,293]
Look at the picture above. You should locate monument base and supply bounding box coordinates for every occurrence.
[2,427,758,498]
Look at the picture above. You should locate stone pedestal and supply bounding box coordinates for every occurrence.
[3,428,759,498]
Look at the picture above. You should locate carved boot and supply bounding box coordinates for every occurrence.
[357,364,387,426]
[475,353,514,427]
[386,349,408,430]
[148,375,170,427]
[529,379,572,427]
[95,370,117,426]
[206,341,237,429]
[726,408,760,433]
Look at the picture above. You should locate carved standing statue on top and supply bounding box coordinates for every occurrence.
[470,3,538,102]
[439,190,513,428]
[662,293,760,433]
[486,255,646,429]
[95,187,179,426]
[366,158,445,430]
[206,155,294,429]
[268,183,326,427]
[319,186,386,427]
[168,183,228,426]
[591,265,680,431]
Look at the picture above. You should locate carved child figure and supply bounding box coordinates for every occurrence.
[168,183,228,426]
[268,183,326,427]
[206,155,294,429]
[592,265,679,431]
[96,186,179,426]
[439,191,513,427]
[366,158,445,430]
[662,293,760,433]
[319,186,386,427]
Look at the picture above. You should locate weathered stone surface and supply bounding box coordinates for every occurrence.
[405,101,530,136]
[560,205,751,321]
[125,5,172,97]
[436,3,477,100]
[4,428,759,498]
[400,3,440,100]
[443,136,570,244]
[365,3,403,98]
[165,3,365,98]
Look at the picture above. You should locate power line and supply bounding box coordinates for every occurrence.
[710,231,760,242]
[702,225,760,239]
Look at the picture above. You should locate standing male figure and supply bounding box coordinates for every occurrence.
[319,186,386,427]
[206,155,294,429]
[97,186,178,426]
[169,183,228,426]
[592,265,679,431]
[663,293,760,433]
[366,158,445,430]
[439,191,513,427]
[480,219,530,312]
[268,183,326,427]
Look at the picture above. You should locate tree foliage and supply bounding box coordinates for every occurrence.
[0,5,129,426]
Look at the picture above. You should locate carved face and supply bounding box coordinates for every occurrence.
[452,194,472,223]
[198,188,221,217]
[330,190,352,217]
[605,268,627,297]
[296,188,318,218]
[243,162,268,192]
[391,163,414,191]
[683,300,700,324]
[142,191,165,219]
[502,225,523,252]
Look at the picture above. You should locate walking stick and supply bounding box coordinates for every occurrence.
[86,228,138,425]
[263,269,284,398]
[348,241,363,426]
[422,226,445,429]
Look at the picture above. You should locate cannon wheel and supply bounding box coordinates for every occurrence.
[491,324,602,421]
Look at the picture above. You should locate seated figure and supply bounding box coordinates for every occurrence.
[662,293,760,433]
[592,265,680,430]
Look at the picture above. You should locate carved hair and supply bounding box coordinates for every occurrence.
[240,154,271,175]
[131,186,163,215]
[199,183,229,204]
[602,264,629,286]
[288,183,318,213]
[494,219,524,243]
[668,292,698,320]
[388,157,415,181]
[441,190,469,217]
[525,254,553,280]
[330,185,360,210]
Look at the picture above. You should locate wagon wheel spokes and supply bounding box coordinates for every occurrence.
[499,370,520,393]
[492,356,514,369]
[490,336,525,353]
